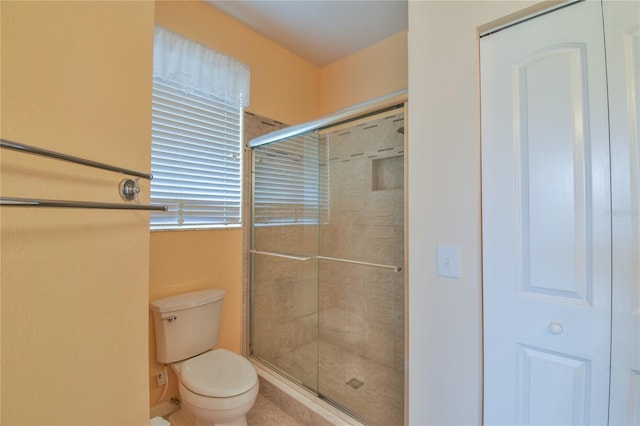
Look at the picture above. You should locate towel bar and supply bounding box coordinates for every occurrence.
[0,197,167,211]
[1,139,153,180]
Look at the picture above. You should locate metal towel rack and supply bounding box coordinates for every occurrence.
[1,139,153,179]
[1,197,166,211]
[0,139,167,211]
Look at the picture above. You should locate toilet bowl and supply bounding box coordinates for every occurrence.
[150,289,259,426]
[172,349,259,426]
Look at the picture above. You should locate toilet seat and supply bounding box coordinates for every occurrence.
[181,349,257,398]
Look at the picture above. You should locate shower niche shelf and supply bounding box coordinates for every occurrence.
[372,155,404,190]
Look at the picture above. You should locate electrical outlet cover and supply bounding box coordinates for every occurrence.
[437,245,460,278]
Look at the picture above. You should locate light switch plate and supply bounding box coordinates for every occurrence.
[437,245,460,278]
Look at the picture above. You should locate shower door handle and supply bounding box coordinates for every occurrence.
[316,255,402,272]
[250,250,402,272]
[249,249,313,261]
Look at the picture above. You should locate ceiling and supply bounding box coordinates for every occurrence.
[206,0,408,67]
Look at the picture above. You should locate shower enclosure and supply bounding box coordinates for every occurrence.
[248,94,406,425]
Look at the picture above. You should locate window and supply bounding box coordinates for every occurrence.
[253,131,328,225]
[150,27,250,230]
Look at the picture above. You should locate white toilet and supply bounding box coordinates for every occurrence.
[150,289,259,426]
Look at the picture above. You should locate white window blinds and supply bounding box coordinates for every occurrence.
[253,132,328,224]
[150,26,250,229]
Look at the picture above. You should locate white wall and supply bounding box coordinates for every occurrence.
[407,1,538,424]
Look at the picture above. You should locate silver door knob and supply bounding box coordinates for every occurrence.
[548,322,563,335]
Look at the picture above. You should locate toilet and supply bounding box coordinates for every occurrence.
[150,289,259,426]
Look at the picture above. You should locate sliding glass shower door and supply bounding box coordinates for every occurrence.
[250,129,322,391]
[250,108,405,425]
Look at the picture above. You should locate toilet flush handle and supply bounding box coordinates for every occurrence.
[163,315,177,322]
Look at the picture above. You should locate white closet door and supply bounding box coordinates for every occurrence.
[481,1,611,424]
[605,1,640,424]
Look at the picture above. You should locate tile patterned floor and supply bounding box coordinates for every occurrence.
[247,394,303,426]
[166,394,302,426]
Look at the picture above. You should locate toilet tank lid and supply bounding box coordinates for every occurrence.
[150,289,225,313]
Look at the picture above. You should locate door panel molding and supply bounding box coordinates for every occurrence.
[517,344,590,425]
[514,43,593,305]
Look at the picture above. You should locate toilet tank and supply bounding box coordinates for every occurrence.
[150,289,226,364]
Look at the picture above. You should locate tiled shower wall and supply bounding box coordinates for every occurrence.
[319,111,405,373]
[247,110,405,385]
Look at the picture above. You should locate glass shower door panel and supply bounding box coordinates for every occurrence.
[318,111,405,425]
[251,130,321,391]
[318,262,405,425]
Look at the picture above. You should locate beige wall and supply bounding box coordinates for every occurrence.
[0,1,154,425]
[154,2,408,121]
[154,0,322,126]
[407,1,540,424]
[320,31,408,114]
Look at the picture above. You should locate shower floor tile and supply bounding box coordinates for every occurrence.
[272,340,404,426]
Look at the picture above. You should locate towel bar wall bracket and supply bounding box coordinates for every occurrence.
[119,178,141,203]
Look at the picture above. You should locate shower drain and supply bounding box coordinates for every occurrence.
[345,378,365,389]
